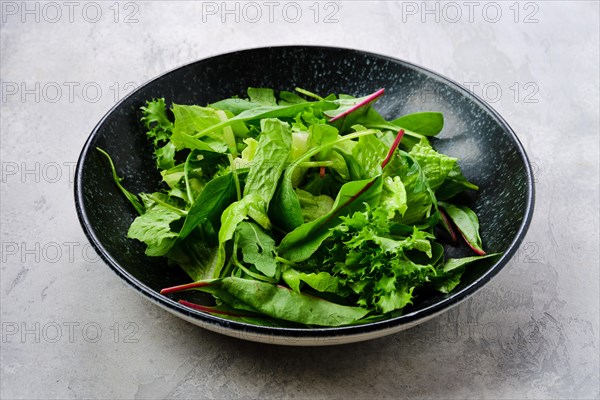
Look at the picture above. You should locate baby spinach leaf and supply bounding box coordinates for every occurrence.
[391,112,444,136]
[434,253,500,293]
[440,253,501,273]
[177,172,238,241]
[356,108,443,137]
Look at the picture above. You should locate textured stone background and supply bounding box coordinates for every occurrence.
[1,1,598,399]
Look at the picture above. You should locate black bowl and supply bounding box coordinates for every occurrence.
[75,46,534,345]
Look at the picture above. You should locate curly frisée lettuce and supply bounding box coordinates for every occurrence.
[98,87,500,327]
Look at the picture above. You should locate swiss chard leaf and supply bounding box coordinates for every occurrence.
[196,277,369,326]
[440,202,486,255]
[324,89,384,132]
[434,253,501,293]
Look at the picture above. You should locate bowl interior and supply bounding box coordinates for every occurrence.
[75,46,533,336]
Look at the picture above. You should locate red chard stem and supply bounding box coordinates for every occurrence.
[160,281,211,295]
[381,129,405,169]
[329,88,385,122]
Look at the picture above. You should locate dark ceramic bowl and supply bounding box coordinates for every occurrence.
[75,46,534,345]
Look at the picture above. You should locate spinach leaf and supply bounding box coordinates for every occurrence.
[391,112,444,136]
[356,108,443,137]
[177,172,238,241]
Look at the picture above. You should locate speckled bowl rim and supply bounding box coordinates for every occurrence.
[74,45,535,345]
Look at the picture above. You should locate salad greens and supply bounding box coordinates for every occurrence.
[99,87,500,327]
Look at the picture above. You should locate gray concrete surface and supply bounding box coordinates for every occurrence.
[1,1,599,399]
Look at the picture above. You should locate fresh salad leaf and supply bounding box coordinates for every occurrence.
[103,87,499,327]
